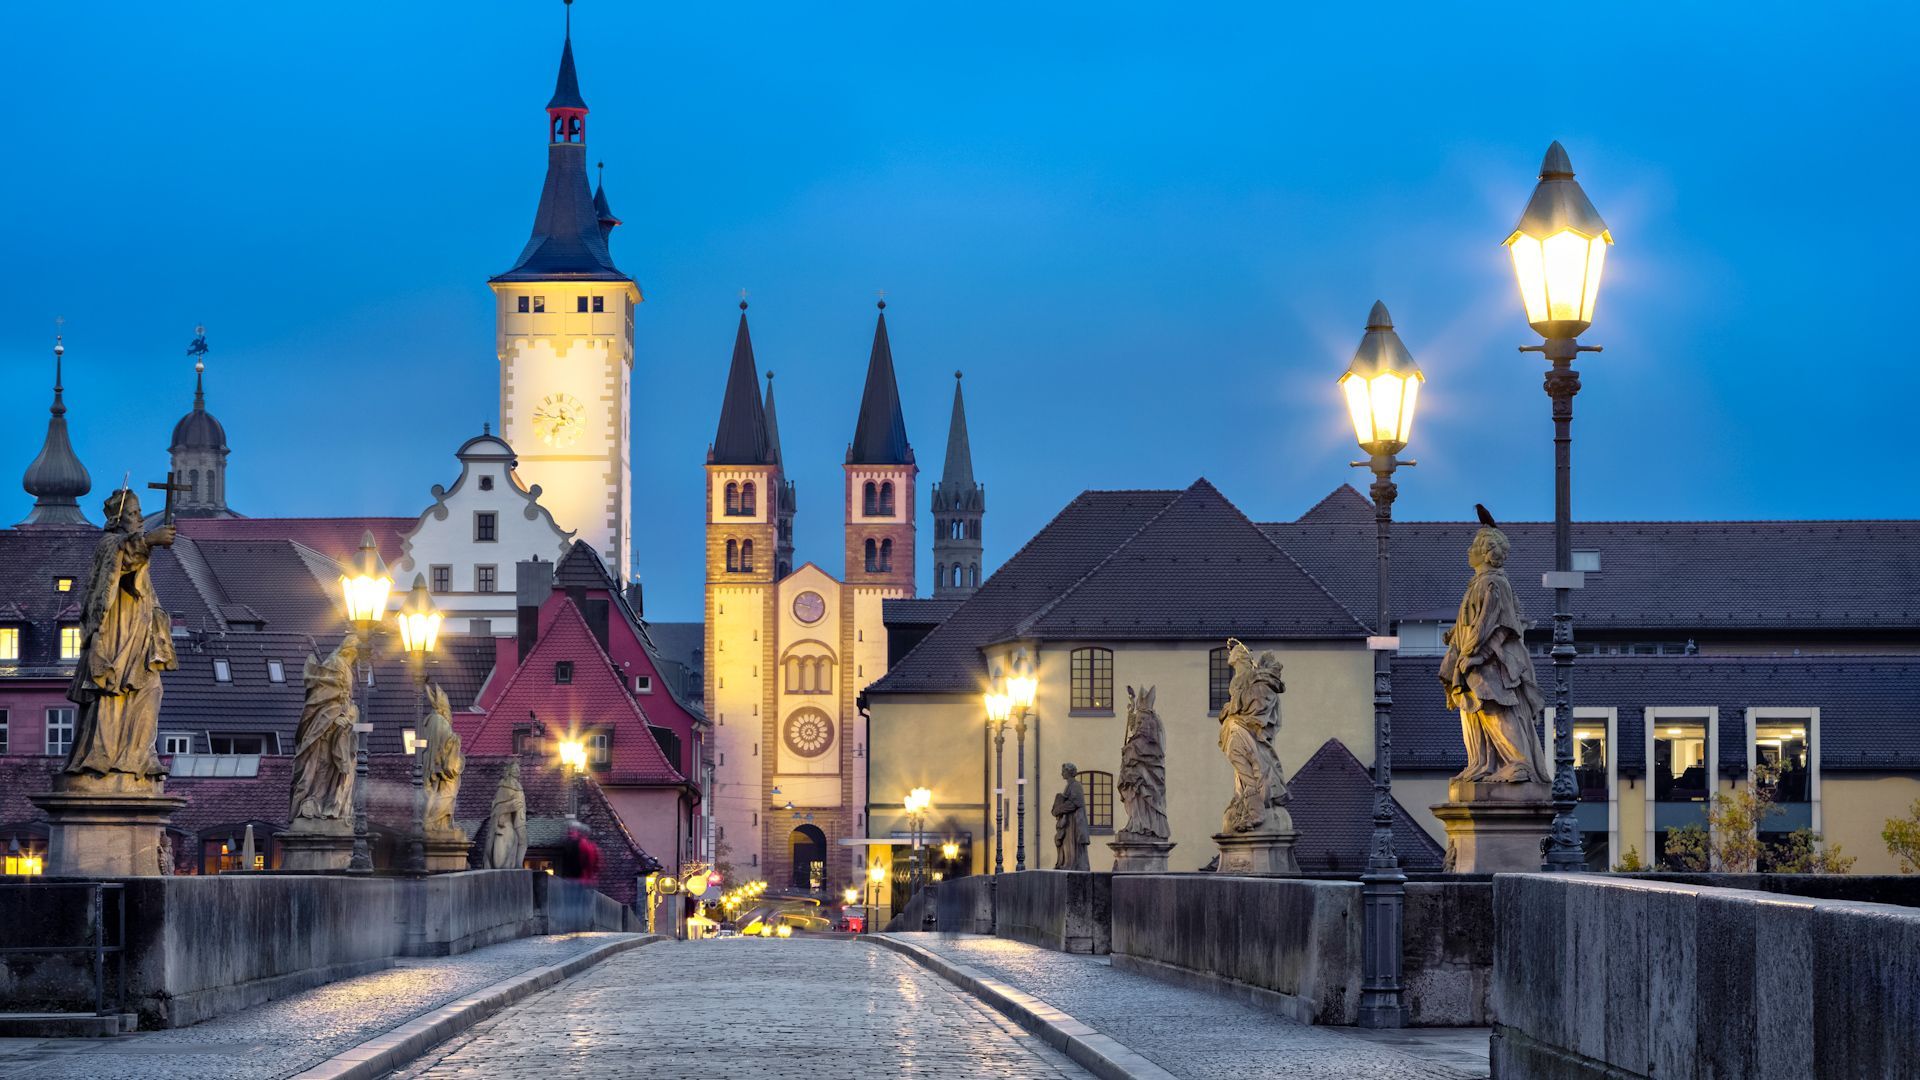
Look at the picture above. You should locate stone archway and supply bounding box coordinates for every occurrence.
[789,824,827,891]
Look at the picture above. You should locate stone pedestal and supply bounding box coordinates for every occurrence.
[29,784,186,877]
[1108,837,1176,873]
[279,820,355,872]
[424,831,472,873]
[1213,830,1300,876]
[1430,779,1554,873]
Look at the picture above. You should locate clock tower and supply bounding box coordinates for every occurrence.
[491,10,641,581]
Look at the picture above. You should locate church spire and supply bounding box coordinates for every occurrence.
[491,1,628,284]
[940,370,974,488]
[847,299,913,465]
[763,370,784,467]
[931,370,985,599]
[709,300,771,465]
[19,332,93,528]
[593,161,621,241]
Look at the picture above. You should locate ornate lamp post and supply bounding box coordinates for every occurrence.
[1006,675,1037,871]
[339,531,393,873]
[903,788,933,891]
[1503,141,1612,872]
[558,738,588,822]
[1339,300,1424,1028]
[984,692,1011,874]
[868,860,887,927]
[395,575,442,873]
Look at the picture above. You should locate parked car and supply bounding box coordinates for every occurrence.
[836,905,869,933]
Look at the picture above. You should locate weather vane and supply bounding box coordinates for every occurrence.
[187,325,209,367]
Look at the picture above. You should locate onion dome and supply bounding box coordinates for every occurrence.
[19,336,93,527]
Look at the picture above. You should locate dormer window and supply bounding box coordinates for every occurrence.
[0,627,18,662]
[212,658,232,683]
[1572,550,1602,573]
[54,576,73,593]
[266,659,286,684]
[59,625,82,661]
[589,731,611,768]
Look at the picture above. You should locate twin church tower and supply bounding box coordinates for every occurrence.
[497,11,985,882]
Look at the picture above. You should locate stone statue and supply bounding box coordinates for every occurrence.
[421,682,464,836]
[1217,639,1290,834]
[290,633,361,829]
[62,489,176,790]
[1438,509,1550,785]
[486,761,528,869]
[1051,763,1090,871]
[1117,686,1169,841]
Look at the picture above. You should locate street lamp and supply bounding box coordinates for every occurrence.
[984,692,1011,874]
[558,737,588,821]
[1006,675,1037,871]
[395,574,441,874]
[1340,300,1422,1028]
[339,530,392,873]
[903,788,933,896]
[867,860,887,929]
[1504,141,1612,872]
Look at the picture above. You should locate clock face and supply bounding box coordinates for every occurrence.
[792,591,826,625]
[531,393,585,448]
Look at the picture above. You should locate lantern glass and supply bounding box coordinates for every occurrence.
[984,692,1011,723]
[868,863,886,884]
[1508,229,1607,335]
[1006,675,1037,711]
[395,575,442,655]
[339,532,393,626]
[1339,368,1423,455]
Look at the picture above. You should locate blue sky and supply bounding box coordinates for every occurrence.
[4,3,1915,620]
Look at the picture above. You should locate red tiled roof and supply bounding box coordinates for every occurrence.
[177,517,413,565]
[459,600,685,787]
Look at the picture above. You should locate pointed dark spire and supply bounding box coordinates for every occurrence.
[763,369,784,466]
[709,301,772,465]
[20,333,93,527]
[847,300,913,465]
[592,161,621,240]
[940,370,974,488]
[548,3,587,111]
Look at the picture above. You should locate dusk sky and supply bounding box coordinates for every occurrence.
[4,3,1914,621]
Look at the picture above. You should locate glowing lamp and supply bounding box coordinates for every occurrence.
[1006,675,1037,712]
[776,924,793,938]
[843,887,860,904]
[905,787,933,815]
[339,530,393,628]
[868,863,886,884]
[984,692,1011,724]
[558,739,588,771]
[394,574,442,655]
[941,841,960,861]
[1339,302,1424,457]
[1504,141,1612,339]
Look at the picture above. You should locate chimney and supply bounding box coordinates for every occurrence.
[516,557,553,661]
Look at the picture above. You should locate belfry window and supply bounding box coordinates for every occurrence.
[740,540,754,572]
[864,539,877,572]
[879,482,896,516]
[576,296,590,313]
[592,296,605,313]
[725,483,741,516]
[862,482,878,517]
[741,482,756,516]
[879,538,893,572]
[726,540,740,573]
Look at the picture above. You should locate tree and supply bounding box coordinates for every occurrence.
[1612,844,1647,872]
[1885,800,1920,873]
[1653,765,1849,874]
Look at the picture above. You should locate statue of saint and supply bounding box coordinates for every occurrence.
[1051,763,1091,871]
[290,633,360,827]
[1117,686,1169,841]
[62,489,176,789]
[1217,638,1290,833]
[486,761,528,869]
[1438,510,1550,785]
[420,682,464,837]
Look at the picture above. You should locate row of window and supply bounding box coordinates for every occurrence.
[935,563,980,589]
[860,481,898,518]
[723,482,758,516]
[724,540,756,573]
[939,517,980,541]
[514,294,607,314]
[428,565,498,593]
[863,538,895,573]
[209,658,288,684]
[0,626,85,663]
[1060,646,1285,714]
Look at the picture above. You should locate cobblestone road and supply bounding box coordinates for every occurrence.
[394,937,1091,1079]
[894,934,1491,1080]
[0,933,626,1080]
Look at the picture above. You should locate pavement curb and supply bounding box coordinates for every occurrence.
[287,933,666,1080]
[865,935,1177,1080]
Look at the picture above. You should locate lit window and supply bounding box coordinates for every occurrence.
[1572,550,1602,573]
[1080,770,1114,830]
[532,296,546,313]
[212,658,232,683]
[161,732,192,755]
[1653,718,1709,803]
[0,627,18,662]
[266,659,286,684]
[54,576,74,592]
[474,512,498,542]
[46,707,76,757]
[555,661,574,684]
[1573,722,1608,802]
[59,625,82,661]
[1070,648,1114,712]
[1756,721,1812,804]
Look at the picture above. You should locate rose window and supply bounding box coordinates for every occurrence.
[783,710,835,758]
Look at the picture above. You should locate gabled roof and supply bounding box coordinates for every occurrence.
[1296,484,1373,524]
[1264,492,1920,632]
[1287,739,1446,872]
[867,489,1182,694]
[847,305,912,466]
[176,516,412,566]
[554,538,611,590]
[462,600,685,786]
[1008,479,1366,642]
[709,308,772,465]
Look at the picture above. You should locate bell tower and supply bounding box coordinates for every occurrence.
[490,4,641,581]
[844,301,917,592]
[931,371,984,598]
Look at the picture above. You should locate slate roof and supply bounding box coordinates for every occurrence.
[847,306,913,465]
[1296,484,1374,524]
[762,372,784,467]
[882,599,965,627]
[940,372,975,489]
[547,33,587,111]
[1287,739,1446,873]
[708,309,771,465]
[177,516,412,566]
[867,489,1182,694]
[458,600,685,786]
[493,144,625,283]
[1263,491,1920,633]
[170,368,227,452]
[1388,654,1920,773]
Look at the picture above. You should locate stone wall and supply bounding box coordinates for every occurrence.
[933,875,996,934]
[0,870,635,1028]
[1402,879,1493,1026]
[993,870,1111,954]
[1493,873,1920,1079]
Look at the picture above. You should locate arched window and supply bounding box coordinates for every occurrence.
[725,540,739,572]
[188,468,200,499]
[740,540,754,572]
[725,482,740,515]
[879,538,893,571]
[785,657,800,692]
[952,565,963,588]
[1070,647,1114,712]
[879,482,896,516]
[969,563,979,587]
[1208,646,1232,713]
[742,482,757,515]
[1079,770,1115,830]
[862,482,878,517]
[864,538,877,572]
